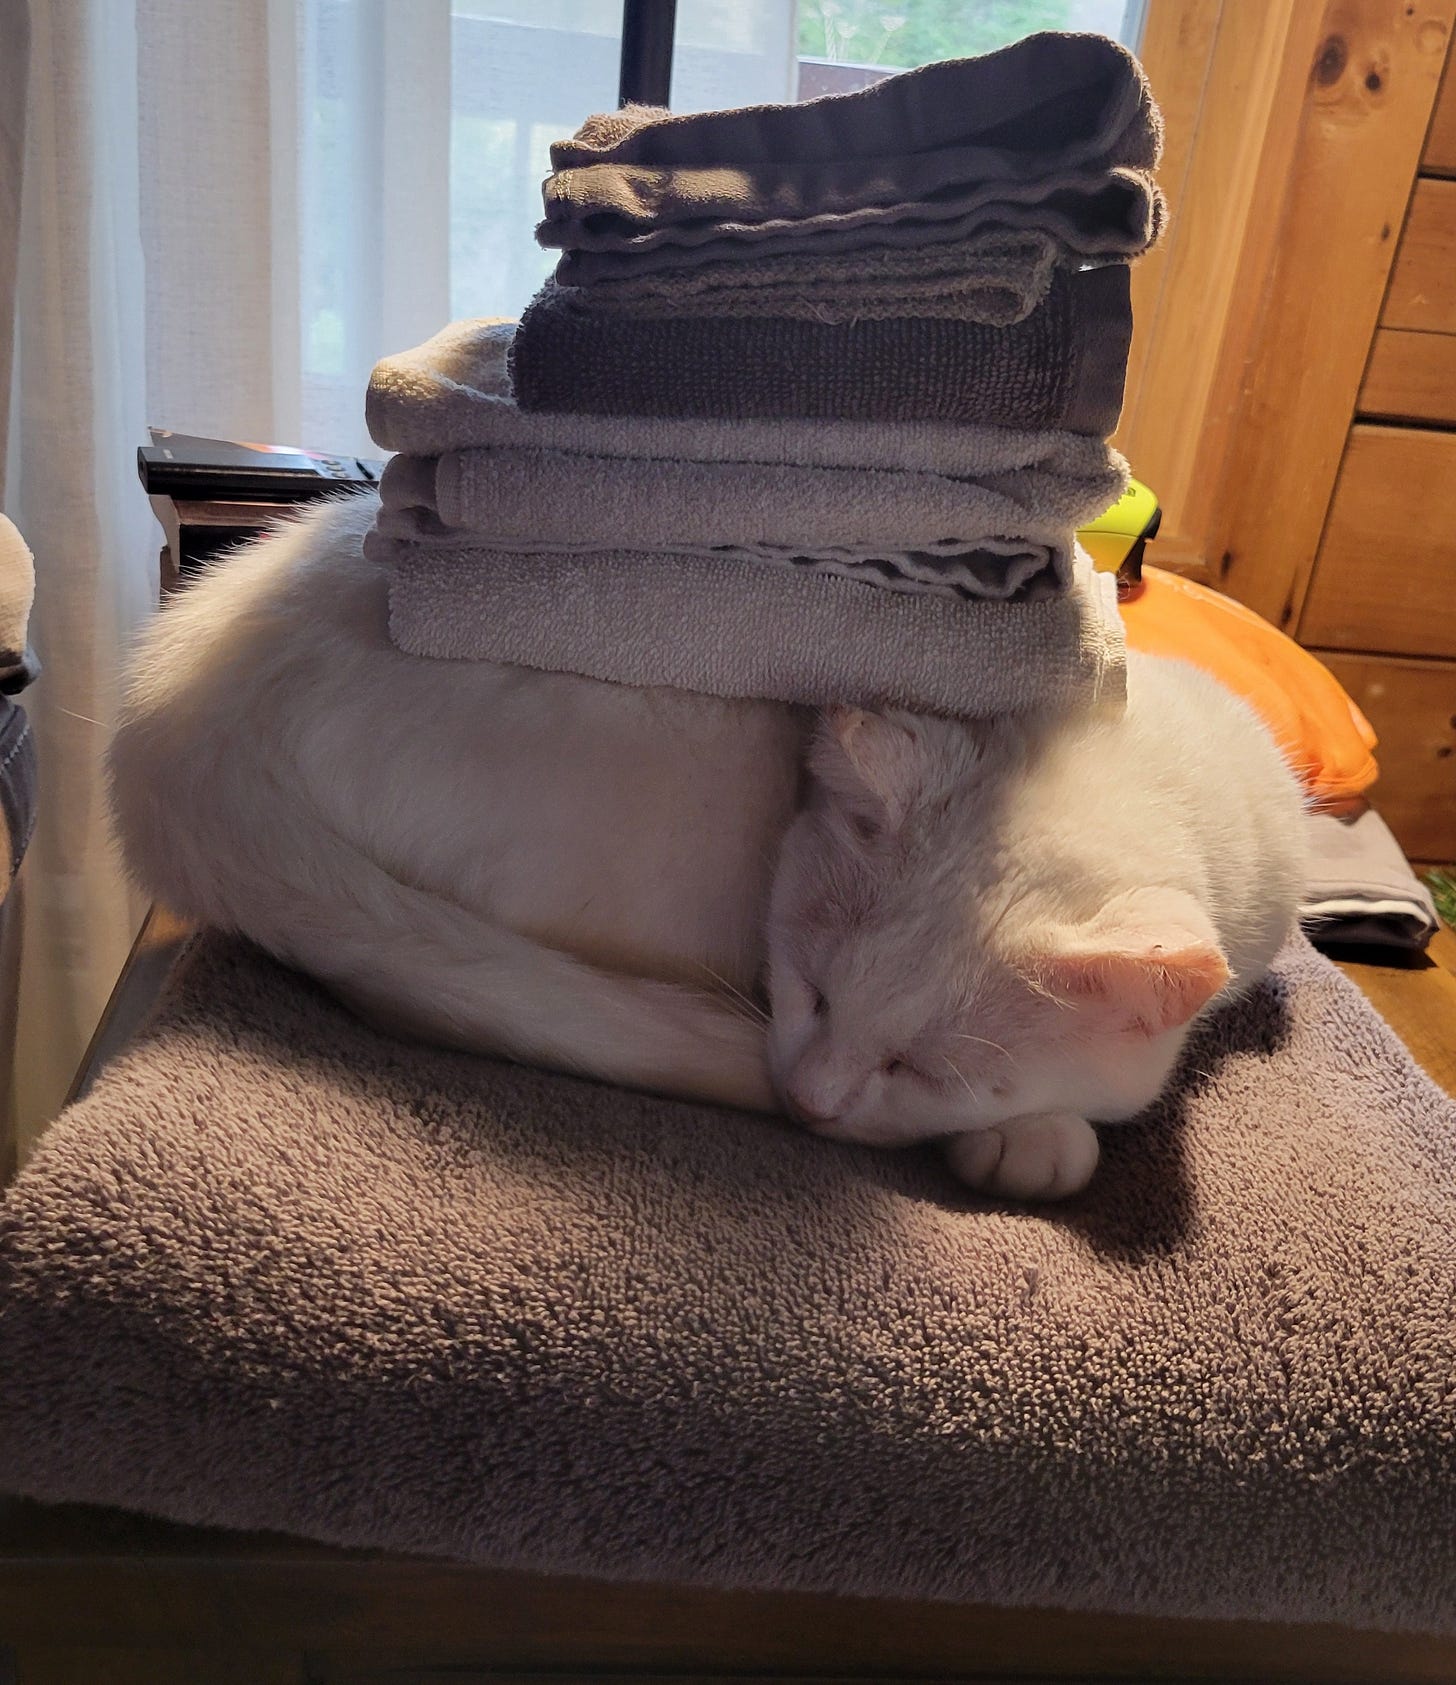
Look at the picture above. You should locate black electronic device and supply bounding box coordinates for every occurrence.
[137,430,385,504]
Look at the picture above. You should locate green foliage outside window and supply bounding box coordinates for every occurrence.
[797,0,1081,68]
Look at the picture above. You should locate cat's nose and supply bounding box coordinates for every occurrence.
[784,1087,839,1130]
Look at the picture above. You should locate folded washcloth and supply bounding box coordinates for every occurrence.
[383,541,1127,719]
[574,227,1062,326]
[550,170,1164,286]
[1302,805,1441,953]
[510,265,1133,434]
[368,317,1132,468]
[370,424,1126,602]
[541,33,1164,279]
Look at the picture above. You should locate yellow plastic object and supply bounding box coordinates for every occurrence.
[1121,565,1380,812]
[1077,477,1161,574]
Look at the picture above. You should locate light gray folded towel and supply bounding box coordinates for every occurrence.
[576,228,1061,325]
[1301,806,1440,953]
[366,316,1134,473]
[371,435,1125,603]
[384,541,1127,719]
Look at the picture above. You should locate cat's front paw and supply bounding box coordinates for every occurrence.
[944,1112,1099,1202]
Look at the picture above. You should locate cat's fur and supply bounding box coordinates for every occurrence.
[110,493,1306,1201]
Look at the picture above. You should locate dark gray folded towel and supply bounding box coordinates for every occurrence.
[541,33,1163,277]
[511,263,1133,434]
[549,170,1165,285]
[576,228,1062,326]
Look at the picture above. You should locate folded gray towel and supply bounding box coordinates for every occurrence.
[367,317,1134,471]
[382,542,1127,718]
[541,34,1164,279]
[1302,805,1440,953]
[577,228,1061,325]
[372,426,1124,599]
[371,518,1073,606]
[511,266,1133,434]
[550,171,1165,286]
[6,932,1456,1634]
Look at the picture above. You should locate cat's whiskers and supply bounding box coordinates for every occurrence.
[950,1024,1004,1051]
[696,963,769,1027]
[941,1056,975,1100]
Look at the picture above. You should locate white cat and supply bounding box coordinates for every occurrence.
[110,493,1307,1201]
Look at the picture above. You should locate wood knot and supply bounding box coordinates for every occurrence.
[1313,33,1347,85]
[1365,68,1383,92]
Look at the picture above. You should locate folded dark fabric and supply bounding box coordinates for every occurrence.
[578,227,1061,326]
[550,171,1163,286]
[1301,806,1440,953]
[4,933,1456,1635]
[367,316,1126,469]
[512,263,1133,434]
[541,33,1163,276]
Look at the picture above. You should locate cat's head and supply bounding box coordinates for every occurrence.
[766,707,1230,1146]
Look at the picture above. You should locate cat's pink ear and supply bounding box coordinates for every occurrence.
[1031,888,1231,1036]
[810,707,921,840]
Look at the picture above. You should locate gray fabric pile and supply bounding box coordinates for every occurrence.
[539,33,1165,281]
[3,933,1456,1634]
[1302,805,1440,952]
[366,33,1163,717]
[366,318,1131,716]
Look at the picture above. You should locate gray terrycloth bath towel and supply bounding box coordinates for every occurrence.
[4,930,1456,1637]
[371,431,1124,600]
[510,265,1133,434]
[383,542,1127,717]
[367,317,1133,470]
[576,228,1061,325]
[541,33,1164,277]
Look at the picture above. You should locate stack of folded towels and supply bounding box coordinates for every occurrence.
[366,31,1165,719]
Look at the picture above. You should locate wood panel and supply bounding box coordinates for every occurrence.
[1383,176,1456,331]
[1210,0,1454,629]
[1301,424,1456,658]
[1119,0,1224,443]
[1335,921,1456,1096]
[1316,652,1456,861]
[1424,39,1456,171]
[1117,1,1329,554]
[1358,325,1456,422]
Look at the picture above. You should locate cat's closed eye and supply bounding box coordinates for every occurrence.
[811,987,827,1017]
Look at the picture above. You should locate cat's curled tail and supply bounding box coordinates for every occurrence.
[107,499,776,1116]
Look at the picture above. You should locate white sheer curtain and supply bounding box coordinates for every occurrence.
[7,0,798,1148]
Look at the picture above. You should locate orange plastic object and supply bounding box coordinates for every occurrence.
[1121,565,1379,811]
